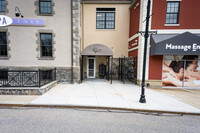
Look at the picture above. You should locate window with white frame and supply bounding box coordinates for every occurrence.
[166,2,180,24]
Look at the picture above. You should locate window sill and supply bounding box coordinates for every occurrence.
[164,24,180,26]
[37,13,54,16]
[39,57,55,60]
[0,12,8,15]
[96,29,115,31]
[167,0,182,1]
[0,56,9,60]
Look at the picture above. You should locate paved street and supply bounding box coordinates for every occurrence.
[0,107,199,133]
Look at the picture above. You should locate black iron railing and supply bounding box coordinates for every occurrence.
[110,57,136,84]
[0,68,56,87]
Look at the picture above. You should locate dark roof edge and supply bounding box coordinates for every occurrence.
[81,1,132,4]
[152,33,200,36]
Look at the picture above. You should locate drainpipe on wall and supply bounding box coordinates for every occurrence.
[80,0,85,82]
[82,0,84,51]
[71,0,74,84]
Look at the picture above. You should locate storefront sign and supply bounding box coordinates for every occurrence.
[11,18,45,27]
[0,15,13,27]
[0,15,45,27]
[150,32,200,55]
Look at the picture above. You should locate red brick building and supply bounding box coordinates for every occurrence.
[129,0,200,88]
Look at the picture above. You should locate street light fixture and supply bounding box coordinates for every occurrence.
[139,0,151,103]
[15,7,24,18]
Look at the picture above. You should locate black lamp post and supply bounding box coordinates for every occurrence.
[15,7,24,18]
[139,0,151,103]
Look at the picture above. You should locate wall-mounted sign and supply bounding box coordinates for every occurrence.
[11,18,45,27]
[150,32,200,55]
[93,48,102,54]
[0,15,13,27]
[0,15,45,27]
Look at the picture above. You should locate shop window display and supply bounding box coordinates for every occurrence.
[162,55,200,88]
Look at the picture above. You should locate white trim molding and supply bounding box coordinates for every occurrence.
[166,0,182,1]
[128,34,139,42]
[164,24,180,26]
[128,46,138,52]
[156,29,200,34]
[132,43,138,47]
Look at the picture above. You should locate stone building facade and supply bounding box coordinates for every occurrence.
[0,0,81,83]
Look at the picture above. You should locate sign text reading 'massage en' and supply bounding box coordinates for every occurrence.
[166,43,200,52]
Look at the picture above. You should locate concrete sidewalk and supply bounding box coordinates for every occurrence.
[0,79,200,114]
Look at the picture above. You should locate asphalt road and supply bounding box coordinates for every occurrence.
[0,107,199,133]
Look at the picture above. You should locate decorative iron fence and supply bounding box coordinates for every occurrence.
[110,57,121,80]
[0,68,56,87]
[110,56,136,84]
[123,57,137,83]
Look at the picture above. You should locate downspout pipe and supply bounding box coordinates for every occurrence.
[82,0,84,51]
[80,0,84,83]
[71,0,74,84]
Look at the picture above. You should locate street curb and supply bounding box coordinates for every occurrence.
[0,104,200,116]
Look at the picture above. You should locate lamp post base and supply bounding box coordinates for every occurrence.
[139,95,146,103]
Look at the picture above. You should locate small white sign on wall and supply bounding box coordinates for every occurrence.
[0,15,13,27]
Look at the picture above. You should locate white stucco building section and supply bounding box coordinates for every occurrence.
[0,0,72,68]
[137,0,153,81]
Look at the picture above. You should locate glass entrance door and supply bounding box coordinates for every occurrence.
[87,57,96,78]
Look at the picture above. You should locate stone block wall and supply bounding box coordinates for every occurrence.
[72,0,81,83]
[0,81,58,95]
[56,67,72,83]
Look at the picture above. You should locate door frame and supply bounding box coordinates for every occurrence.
[87,56,96,78]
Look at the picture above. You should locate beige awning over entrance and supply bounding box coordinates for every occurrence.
[81,44,113,56]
